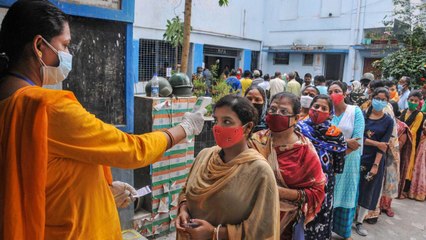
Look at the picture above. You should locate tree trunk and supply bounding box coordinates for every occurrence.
[181,0,192,74]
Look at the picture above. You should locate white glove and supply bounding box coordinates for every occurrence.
[110,181,138,208]
[179,109,206,136]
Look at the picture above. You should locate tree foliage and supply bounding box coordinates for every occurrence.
[374,0,426,87]
[163,16,184,48]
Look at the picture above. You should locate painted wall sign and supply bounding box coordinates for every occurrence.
[59,0,121,9]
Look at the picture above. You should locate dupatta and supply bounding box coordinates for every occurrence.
[250,130,326,235]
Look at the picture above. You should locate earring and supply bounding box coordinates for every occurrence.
[37,51,42,58]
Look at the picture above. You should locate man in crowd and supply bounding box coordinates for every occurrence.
[252,70,264,86]
[286,71,301,97]
[269,71,286,98]
[240,70,253,95]
[314,75,328,95]
[398,76,411,111]
[226,70,242,95]
[301,73,313,91]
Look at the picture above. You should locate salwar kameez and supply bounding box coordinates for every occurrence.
[358,114,394,210]
[331,105,365,238]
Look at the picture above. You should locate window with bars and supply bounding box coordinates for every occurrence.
[251,51,260,71]
[273,53,290,65]
[138,39,182,81]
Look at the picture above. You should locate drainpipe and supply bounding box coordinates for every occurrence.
[352,0,362,81]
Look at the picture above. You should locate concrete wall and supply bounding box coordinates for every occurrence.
[262,53,325,77]
[261,0,394,82]
[134,0,263,50]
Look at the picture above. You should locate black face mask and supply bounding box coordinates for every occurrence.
[253,103,264,121]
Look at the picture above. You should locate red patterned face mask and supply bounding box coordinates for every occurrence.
[213,125,245,149]
[309,109,330,124]
[265,113,294,132]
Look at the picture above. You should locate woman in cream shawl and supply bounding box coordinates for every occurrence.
[176,95,280,240]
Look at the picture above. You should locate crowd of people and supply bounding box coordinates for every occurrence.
[179,69,426,239]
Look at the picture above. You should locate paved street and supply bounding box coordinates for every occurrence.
[154,199,426,240]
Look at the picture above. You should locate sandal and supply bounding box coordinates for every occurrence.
[383,208,395,217]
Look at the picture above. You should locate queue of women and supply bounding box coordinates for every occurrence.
[176,76,426,240]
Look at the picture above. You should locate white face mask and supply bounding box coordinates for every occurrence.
[300,95,314,108]
[38,38,73,85]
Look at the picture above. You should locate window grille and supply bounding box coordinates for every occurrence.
[303,54,314,66]
[138,39,182,81]
[273,52,290,65]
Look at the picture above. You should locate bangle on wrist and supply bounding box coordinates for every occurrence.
[216,224,222,240]
[163,129,176,147]
[373,163,379,168]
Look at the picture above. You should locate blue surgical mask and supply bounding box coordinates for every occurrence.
[372,99,387,111]
[397,84,404,92]
[38,38,73,85]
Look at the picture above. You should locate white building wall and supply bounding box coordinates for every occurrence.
[134,0,263,50]
[263,53,325,78]
[261,0,394,82]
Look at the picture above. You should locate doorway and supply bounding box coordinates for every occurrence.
[363,58,382,79]
[204,56,236,75]
[324,54,345,81]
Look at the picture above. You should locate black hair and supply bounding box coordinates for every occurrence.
[369,79,385,90]
[303,85,320,95]
[328,81,347,93]
[270,92,301,114]
[326,80,334,87]
[243,70,251,78]
[0,0,68,72]
[389,100,400,117]
[274,71,282,78]
[304,73,312,78]
[259,69,263,77]
[229,69,237,76]
[372,87,390,100]
[385,80,397,88]
[214,95,258,134]
[314,75,326,83]
[366,87,390,118]
[263,74,270,81]
[244,85,266,103]
[310,94,333,112]
[408,90,423,100]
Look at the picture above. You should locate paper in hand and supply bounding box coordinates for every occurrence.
[132,186,152,198]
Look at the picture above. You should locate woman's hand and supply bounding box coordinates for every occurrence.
[370,164,378,176]
[347,138,361,150]
[109,181,137,208]
[175,204,191,232]
[185,219,215,240]
[376,142,388,152]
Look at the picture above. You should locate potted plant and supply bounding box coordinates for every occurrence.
[362,32,373,45]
